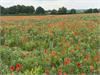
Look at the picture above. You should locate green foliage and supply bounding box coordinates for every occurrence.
[21,41,36,51]
[0,14,99,74]
[0,5,35,15]
[0,27,5,45]
[0,5,100,15]
[51,9,58,15]
[70,9,76,14]
[24,66,43,75]
[58,7,67,14]
[35,7,45,15]
[84,8,99,13]
[0,47,21,65]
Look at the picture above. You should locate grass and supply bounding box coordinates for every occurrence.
[0,13,100,75]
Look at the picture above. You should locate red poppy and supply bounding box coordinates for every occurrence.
[10,66,14,71]
[77,62,81,68]
[44,49,48,54]
[58,72,62,75]
[10,74,14,75]
[48,24,52,28]
[58,68,62,75]
[69,49,74,53]
[63,72,67,75]
[16,63,21,71]
[58,67,62,74]
[51,51,56,57]
[84,54,90,61]
[64,58,70,65]
[94,55,99,62]
[90,64,93,72]
[76,45,80,50]
[73,31,78,36]
[81,72,85,75]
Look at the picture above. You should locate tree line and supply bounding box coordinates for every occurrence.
[0,5,100,15]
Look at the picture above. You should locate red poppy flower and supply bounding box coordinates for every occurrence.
[63,72,67,75]
[58,67,62,74]
[84,54,90,61]
[90,64,93,72]
[81,72,85,75]
[16,63,21,71]
[73,31,78,36]
[10,66,14,71]
[76,45,80,50]
[51,51,56,56]
[69,49,74,53]
[58,68,62,75]
[77,62,81,68]
[44,49,48,54]
[10,74,14,75]
[58,72,62,75]
[94,55,99,62]
[48,24,52,28]
[64,58,70,65]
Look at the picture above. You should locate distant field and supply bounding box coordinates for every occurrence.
[0,13,100,21]
[0,13,100,75]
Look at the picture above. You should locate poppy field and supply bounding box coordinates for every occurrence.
[0,14,100,75]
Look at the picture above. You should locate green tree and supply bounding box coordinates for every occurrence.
[84,9,93,13]
[35,6,45,15]
[7,6,17,14]
[70,9,76,14]
[93,9,99,13]
[23,6,35,14]
[51,9,58,15]
[5,5,35,15]
[58,7,67,14]
[0,5,7,15]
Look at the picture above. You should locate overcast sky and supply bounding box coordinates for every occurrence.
[0,0,100,10]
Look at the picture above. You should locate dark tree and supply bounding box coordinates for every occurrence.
[84,9,93,13]
[45,10,51,15]
[84,8,99,13]
[23,6,35,14]
[35,6,45,15]
[70,9,76,14]
[1,5,35,15]
[58,7,67,14]
[15,5,26,14]
[93,9,99,13]
[0,5,7,15]
[8,6,17,14]
[51,9,58,15]
[0,5,99,15]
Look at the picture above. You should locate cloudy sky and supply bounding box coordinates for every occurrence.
[0,0,100,10]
